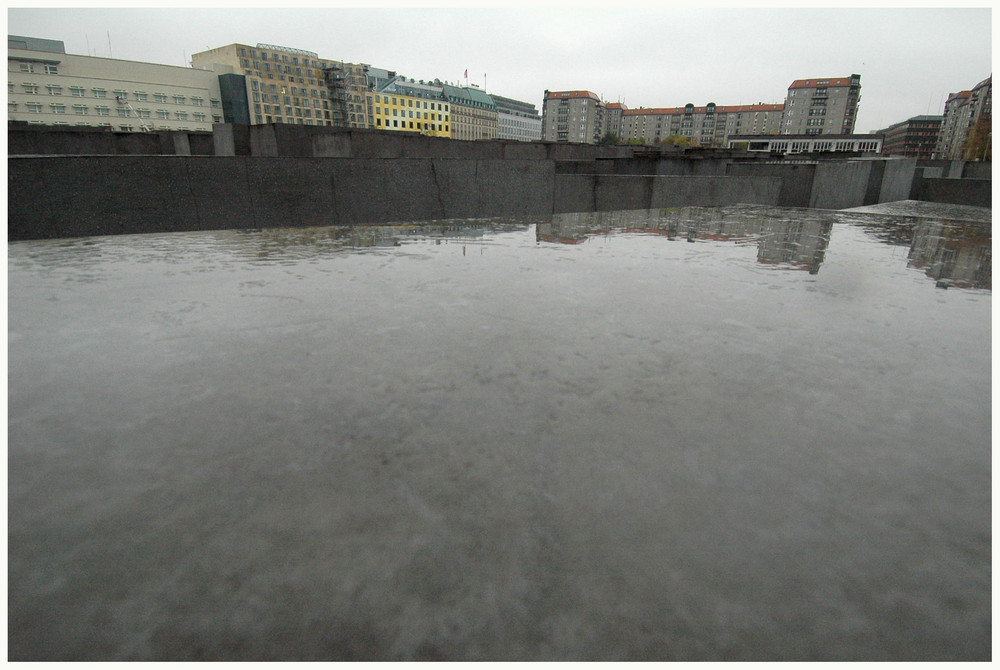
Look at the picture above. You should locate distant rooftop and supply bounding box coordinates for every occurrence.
[788,75,860,89]
[8,35,65,54]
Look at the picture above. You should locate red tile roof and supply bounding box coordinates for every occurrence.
[788,77,855,89]
[545,90,601,101]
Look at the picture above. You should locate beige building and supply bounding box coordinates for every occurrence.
[780,74,861,135]
[935,75,991,160]
[8,34,225,132]
[191,42,371,128]
[442,84,497,141]
[617,102,784,147]
[541,90,605,143]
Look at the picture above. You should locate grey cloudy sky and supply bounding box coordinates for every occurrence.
[7,6,993,133]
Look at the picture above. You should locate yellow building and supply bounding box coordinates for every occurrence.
[368,80,450,137]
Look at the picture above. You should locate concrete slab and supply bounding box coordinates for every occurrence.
[8,206,991,661]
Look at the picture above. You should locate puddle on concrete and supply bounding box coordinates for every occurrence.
[8,204,991,661]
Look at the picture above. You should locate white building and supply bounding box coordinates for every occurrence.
[493,94,542,142]
[8,34,227,132]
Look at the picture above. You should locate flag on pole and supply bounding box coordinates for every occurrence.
[464,69,468,79]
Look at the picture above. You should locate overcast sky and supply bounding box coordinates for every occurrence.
[7,5,993,133]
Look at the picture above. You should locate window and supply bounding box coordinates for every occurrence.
[73,104,87,115]
[19,63,34,73]
[8,102,16,112]
[191,96,203,106]
[134,91,148,101]
[46,85,62,95]
[70,86,85,97]
[120,124,134,132]
[210,98,220,108]
[173,95,186,105]
[176,111,188,121]
[26,102,42,113]
[22,84,38,94]
[92,88,107,98]
[157,110,169,119]
[95,106,110,116]
[117,108,129,117]
[193,112,206,122]
[49,103,66,114]
[154,93,167,103]
[136,109,150,118]
[114,89,128,98]
[212,114,221,123]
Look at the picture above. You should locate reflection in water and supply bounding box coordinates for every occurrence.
[839,213,992,290]
[11,206,989,291]
[231,220,536,263]
[537,206,834,274]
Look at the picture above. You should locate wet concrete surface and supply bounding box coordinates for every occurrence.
[8,204,991,660]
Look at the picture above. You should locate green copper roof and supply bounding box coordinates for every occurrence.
[442,84,496,110]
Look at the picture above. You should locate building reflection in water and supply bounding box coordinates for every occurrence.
[228,220,536,263]
[536,206,835,274]
[839,213,991,290]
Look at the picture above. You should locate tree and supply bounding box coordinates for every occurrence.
[599,132,621,145]
[963,115,991,161]
[661,134,696,147]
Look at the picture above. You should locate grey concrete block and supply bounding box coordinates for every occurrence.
[726,163,817,208]
[879,158,917,203]
[249,125,280,157]
[810,161,872,209]
[247,157,339,228]
[502,142,548,160]
[918,178,991,208]
[554,174,598,213]
[213,124,236,157]
[651,176,781,207]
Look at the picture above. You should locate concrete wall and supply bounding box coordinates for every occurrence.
[8,156,556,241]
[963,162,992,180]
[8,124,213,156]
[553,174,781,213]
[878,158,917,203]
[917,178,992,208]
[725,163,817,208]
[809,161,874,209]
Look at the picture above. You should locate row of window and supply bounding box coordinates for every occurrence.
[237,46,327,70]
[249,79,325,99]
[16,62,57,74]
[254,103,328,120]
[9,100,218,122]
[12,82,218,106]
[373,94,448,112]
[375,118,449,132]
[23,120,202,131]
[373,107,446,121]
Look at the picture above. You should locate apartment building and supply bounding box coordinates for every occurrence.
[368,76,450,137]
[8,34,225,132]
[493,94,541,142]
[780,74,861,135]
[935,76,991,160]
[541,90,605,143]
[191,42,371,127]
[876,115,942,159]
[442,84,497,141]
[617,102,784,147]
